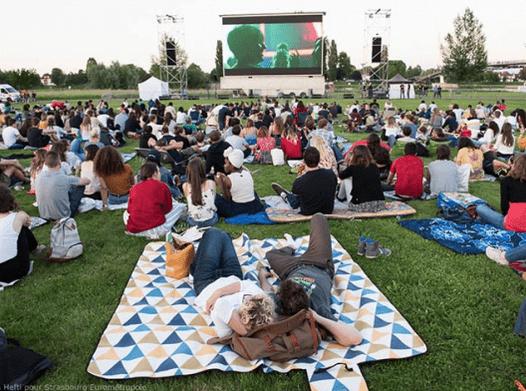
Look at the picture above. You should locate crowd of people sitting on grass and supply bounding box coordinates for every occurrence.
[2,95,526,341]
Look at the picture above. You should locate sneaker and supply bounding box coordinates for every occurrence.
[357,236,367,256]
[365,239,392,259]
[272,183,290,200]
[485,246,508,265]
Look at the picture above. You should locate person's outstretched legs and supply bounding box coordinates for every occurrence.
[191,228,242,295]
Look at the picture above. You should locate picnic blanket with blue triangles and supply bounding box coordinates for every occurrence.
[87,234,427,391]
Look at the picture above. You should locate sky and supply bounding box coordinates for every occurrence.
[2,0,525,76]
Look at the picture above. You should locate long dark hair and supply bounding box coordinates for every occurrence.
[186,157,206,206]
[501,123,514,147]
[366,133,382,156]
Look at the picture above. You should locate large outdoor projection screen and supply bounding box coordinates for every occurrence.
[221,13,324,76]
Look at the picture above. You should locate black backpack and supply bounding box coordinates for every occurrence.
[0,328,53,387]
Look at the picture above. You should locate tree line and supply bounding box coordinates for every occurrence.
[1,9,518,91]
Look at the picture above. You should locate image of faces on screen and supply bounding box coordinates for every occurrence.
[222,15,323,76]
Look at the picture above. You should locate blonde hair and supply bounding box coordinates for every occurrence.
[238,294,275,331]
[310,135,329,159]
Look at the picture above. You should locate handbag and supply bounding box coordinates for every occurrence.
[0,331,53,387]
[165,232,195,279]
[208,309,323,362]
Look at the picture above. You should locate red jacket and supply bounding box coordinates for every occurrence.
[126,179,172,233]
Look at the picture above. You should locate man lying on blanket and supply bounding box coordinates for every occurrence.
[258,213,362,347]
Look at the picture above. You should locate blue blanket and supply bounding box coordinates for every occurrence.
[224,210,275,225]
[399,218,526,254]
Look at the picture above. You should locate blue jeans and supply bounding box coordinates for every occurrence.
[215,192,264,218]
[186,212,219,228]
[476,204,505,230]
[190,228,242,296]
[331,144,344,162]
[387,135,397,148]
[69,185,86,217]
[285,193,301,209]
[505,244,526,262]
[70,138,85,161]
[108,193,129,205]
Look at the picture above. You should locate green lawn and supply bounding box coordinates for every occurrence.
[1,96,526,390]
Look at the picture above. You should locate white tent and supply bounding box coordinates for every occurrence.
[138,77,169,101]
[387,74,415,99]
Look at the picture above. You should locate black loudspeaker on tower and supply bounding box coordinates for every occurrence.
[166,41,176,66]
[371,37,382,63]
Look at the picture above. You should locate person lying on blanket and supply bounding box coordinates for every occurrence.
[258,213,362,347]
[191,227,275,338]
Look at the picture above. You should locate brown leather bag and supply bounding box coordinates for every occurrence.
[208,309,322,362]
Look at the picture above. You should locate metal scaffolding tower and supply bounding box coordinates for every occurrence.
[156,15,188,99]
[362,9,391,92]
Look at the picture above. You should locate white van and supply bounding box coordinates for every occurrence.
[0,84,21,102]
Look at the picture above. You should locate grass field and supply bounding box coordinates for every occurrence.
[1,95,526,390]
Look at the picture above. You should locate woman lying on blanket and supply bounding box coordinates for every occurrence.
[258,213,362,347]
[476,153,526,233]
[191,228,275,338]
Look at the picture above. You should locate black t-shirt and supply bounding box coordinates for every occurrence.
[69,115,82,129]
[339,163,385,204]
[124,119,141,134]
[292,169,337,215]
[206,140,231,174]
[27,128,50,148]
[174,135,190,149]
[139,133,157,149]
[262,115,273,128]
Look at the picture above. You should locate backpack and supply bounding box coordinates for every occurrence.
[49,217,83,262]
[0,328,53,387]
[436,192,486,225]
[208,309,322,362]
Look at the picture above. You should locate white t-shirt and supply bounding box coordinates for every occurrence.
[194,275,264,338]
[0,213,18,263]
[2,126,20,147]
[225,135,248,151]
[384,125,400,138]
[493,134,515,155]
[175,112,187,125]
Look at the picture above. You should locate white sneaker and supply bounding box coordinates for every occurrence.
[485,246,509,265]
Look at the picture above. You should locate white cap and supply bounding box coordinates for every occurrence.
[224,147,244,169]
